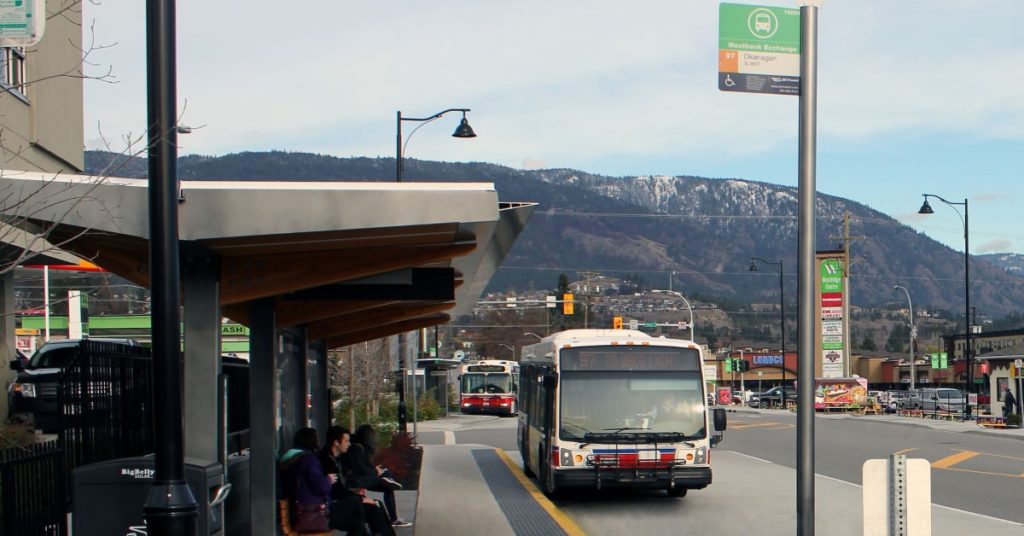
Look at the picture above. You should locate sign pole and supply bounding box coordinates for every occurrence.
[1017,360,1023,416]
[796,1,820,535]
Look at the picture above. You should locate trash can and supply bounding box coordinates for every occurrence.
[72,456,227,535]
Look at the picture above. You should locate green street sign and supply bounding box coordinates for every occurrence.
[643,321,657,328]
[819,259,844,293]
[718,3,801,95]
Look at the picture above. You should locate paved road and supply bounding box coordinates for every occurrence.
[725,409,1024,523]
[416,412,1024,534]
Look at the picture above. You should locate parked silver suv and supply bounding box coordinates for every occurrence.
[908,388,964,412]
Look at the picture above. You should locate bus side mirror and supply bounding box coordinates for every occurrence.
[712,408,727,431]
[9,360,23,371]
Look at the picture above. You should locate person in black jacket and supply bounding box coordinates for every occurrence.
[1003,387,1017,418]
[320,426,396,536]
[343,424,410,528]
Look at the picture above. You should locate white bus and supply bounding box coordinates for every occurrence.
[459,359,520,415]
[517,329,726,497]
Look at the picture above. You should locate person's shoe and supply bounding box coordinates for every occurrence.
[392,518,413,528]
[380,476,403,490]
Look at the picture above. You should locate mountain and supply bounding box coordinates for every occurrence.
[978,253,1024,277]
[84,150,1024,318]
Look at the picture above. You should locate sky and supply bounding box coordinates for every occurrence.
[81,1,1024,255]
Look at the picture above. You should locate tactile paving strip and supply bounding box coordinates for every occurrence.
[472,449,569,536]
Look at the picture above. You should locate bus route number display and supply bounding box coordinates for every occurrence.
[466,365,506,372]
[561,347,699,371]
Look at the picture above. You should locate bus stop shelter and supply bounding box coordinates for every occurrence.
[0,171,534,534]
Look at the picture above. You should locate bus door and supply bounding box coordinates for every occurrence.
[540,371,558,486]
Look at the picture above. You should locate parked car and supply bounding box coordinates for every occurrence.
[7,338,142,432]
[748,386,797,408]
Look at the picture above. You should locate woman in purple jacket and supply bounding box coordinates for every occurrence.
[284,427,369,535]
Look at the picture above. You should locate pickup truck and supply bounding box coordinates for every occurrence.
[748,386,796,408]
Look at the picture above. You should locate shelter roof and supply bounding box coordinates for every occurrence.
[0,171,534,347]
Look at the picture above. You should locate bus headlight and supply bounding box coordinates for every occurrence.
[560,448,574,467]
[695,446,707,464]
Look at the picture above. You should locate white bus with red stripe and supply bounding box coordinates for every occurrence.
[459,359,520,415]
[517,329,727,497]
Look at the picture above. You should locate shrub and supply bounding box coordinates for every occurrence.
[416,390,442,421]
[0,421,35,449]
[1007,413,1022,427]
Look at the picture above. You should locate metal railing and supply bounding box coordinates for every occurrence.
[58,340,155,471]
[0,440,66,536]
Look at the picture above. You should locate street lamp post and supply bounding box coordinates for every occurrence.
[523,332,544,342]
[918,194,972,419]
[750,258,786,401]
[396,108,476,182]
[394,107,476,433]
[652,289,694,341]
[893,285,916,391]
[498,343,516,360]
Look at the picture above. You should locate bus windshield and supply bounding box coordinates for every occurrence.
[559,371,705,440]
[462,373,513,394]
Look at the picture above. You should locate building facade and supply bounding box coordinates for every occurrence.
[1,1,85,418]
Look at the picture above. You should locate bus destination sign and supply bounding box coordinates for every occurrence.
[560,346,700,372]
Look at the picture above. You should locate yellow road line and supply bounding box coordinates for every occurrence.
[940,466,1024,479]
[494,449,587,536]
[932,450,980,469]
[893,448,918,456]
[732,422,782,429]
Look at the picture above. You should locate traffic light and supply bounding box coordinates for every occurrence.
[736,360,750,372]
[613,316,623,329]
[725,358,733,372]
[562,293,574,315]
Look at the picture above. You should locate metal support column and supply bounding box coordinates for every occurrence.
[183,242,222,462]
[248,298,277,536]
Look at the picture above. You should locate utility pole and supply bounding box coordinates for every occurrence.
[578,271,601,329]
[828,211,866,377]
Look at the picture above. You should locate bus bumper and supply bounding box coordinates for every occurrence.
[554,466,712,490]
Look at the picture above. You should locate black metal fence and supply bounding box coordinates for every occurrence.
[0,440,65,536]
[58,340,154,470]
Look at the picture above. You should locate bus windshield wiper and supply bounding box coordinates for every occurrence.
[583,428,689,445]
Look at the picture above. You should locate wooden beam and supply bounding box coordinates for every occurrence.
[307,301,453,341]
[219,242,475,305]
[324,313,451,349]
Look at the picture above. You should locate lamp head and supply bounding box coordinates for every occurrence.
[918,198,934,214]
[452,113,476,138]
[748,260,759,272]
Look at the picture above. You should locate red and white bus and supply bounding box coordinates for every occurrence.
[459,359,520,415]
[518,329,727,497]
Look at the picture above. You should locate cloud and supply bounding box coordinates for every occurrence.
[974,193,1009,202]
[977,239,1014,254]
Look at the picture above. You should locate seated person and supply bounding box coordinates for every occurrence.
[653,393,686,419]
[341,424,411,528]
[283,427,365,535]
[320,426,396,536]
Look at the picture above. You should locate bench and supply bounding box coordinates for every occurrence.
[976,414,1007,428]
[278,499,332,536]
[861,402,883,416]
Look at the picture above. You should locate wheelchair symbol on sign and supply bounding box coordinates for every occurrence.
[724,74,736,87]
